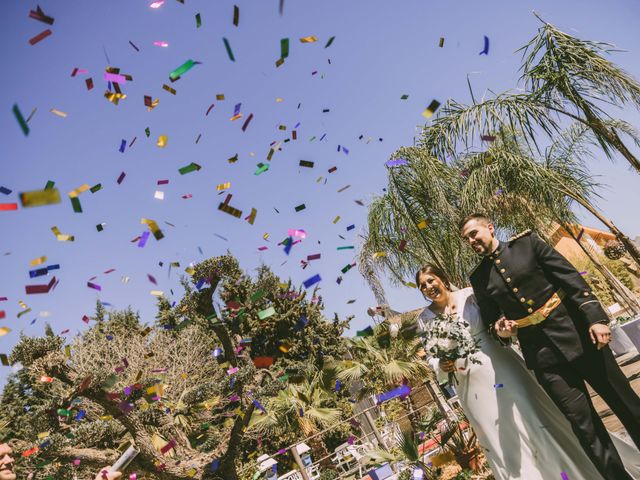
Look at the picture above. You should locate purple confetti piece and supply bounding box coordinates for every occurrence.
[252,399,267,413]
[138,230,151,248]
[277,448,286,455]
[87,281,102,291]
[561,473,569,480]
[116,171,126,184]
[385,158,408,167]
[303,273,321,288]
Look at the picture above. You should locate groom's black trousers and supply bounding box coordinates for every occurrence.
[534,345,640,480]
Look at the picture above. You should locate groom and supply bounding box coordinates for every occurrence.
[460,213,640,480]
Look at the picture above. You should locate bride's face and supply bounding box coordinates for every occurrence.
[418,273,448,303]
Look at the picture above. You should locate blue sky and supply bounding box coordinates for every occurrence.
[1,0,639,383]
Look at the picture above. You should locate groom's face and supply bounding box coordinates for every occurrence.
[461,218,496,256]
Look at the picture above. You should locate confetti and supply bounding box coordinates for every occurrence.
[385,158,408,167]
[222,38,235,62]
[300,36,318,43]
[480,35,490,55]
[324,36,336,48]
[154,41,169,48]
[0,203,17,211]
[178,162,201,175]
[12,104,30,136]
[257,307,276,320]
[50,108,67,118]
[422,100,441,118]
[233,5,239,26]
[376,384,411,404]
[29,6,55,25]
[29,29,52,46]
[294,204,306,212]
[150,1,165,8]
[169,59,197,80]
[20,188,61,207]
[0,327,11,337]
[303,274,321,288]
[280,38,289,59]
[195,13,202,28]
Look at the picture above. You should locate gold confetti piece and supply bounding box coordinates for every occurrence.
[50,108,67,118]
[184,267,195,275]
[68,184,90,198]
[216,94,225,100]
[216,182,231,191]
[417,219,428,229]
[29,256,47,267]
[421,99,441,118]
[51,226,75,242]
[20,188,61,207]
[147,98,159,111]
[18,301,28,309]
[99,415,113,421]
[300,36,318,43]
[154,191,165,200]
[316,176,324,183]
[332,215,341,224]
[104,91,127,105]
[157,135,168,148]
[373,252,386,258]
[276,97,284,102]
[0,327,11,336]
[263,233,270,240]
[150,290,164,297]
[37,432,50,439]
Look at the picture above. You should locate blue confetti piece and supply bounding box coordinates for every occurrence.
[75,410,86,421]
[494,384,503,388]
[480,35,490,55]
[195,278,206,291]
[210,459,220,472]
[0,186,12,195]
[252,399,267,413]
[335,380,341,392]
[346,224,355,231]
[303,274,321,288]
[213,347,223,357]
[29,267,48,278]
[283,236,293,255]
[47,264,60,271]
[385,158,408,167]
[319,133,326,141]
[119,139,126,153]
[376,384,412,404]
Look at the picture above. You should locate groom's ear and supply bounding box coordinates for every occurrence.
[487,223,495,235]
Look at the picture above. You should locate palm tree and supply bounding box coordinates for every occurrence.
[360,146,475,290]
[458,126,640,271]
[421,16,640,175]
[520,13,640,173]
[248,373,342,467]
[364,430,440,478]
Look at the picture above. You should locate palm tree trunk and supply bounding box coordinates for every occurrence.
[565,226,640,315]
[567,195,640,270]
[424,378,457,423]
[560,86,640,174]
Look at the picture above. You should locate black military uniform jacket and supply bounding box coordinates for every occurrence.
[469,230,609,370]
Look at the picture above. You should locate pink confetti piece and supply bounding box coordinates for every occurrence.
[160,439,176,454]
[87,282,101,291]
[287,228,307,239]
[227,367,239,375]
[157,179,169,185]
[149,0,165,8]
[153,41,169,47]
[257,246,268,251]
[104,72,127,84]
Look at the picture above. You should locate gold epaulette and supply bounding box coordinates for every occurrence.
[508,229,532,243]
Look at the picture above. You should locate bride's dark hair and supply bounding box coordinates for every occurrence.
[415,264,452,291]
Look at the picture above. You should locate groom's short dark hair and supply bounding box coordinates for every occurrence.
[458,213,492,231]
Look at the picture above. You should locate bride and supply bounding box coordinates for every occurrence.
[415,263,640,480]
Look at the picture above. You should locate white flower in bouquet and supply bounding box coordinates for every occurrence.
[421,312,481,384]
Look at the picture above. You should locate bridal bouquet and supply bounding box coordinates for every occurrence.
[421,313,481,385]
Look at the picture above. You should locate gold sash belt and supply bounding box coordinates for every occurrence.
[513,290,565,329]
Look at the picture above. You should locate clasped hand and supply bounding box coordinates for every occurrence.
[494,318,518,338]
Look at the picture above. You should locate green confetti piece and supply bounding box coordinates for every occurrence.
[57,409,71,416]
[17,308,32,318]
[400,94,409,100]
[96,224,104,232]
[70,196,82,213]
[337,246,354,250]
[12,104,29,136]
[170,59,195,80]
[223,38,235,62]
[44,180,55,190]
[280,38,289,59]
[178,162,202,175]
[254,163,270,175]
[233,5,239,26]
[278,373,289,382]
[145,127,151,137]
[324,36,336,48]
[294,204,306,212]
[195,13,201,28]
[90,183,102,193]
[341,264,353,274]
[257,306,276,320]
[251,289,265,302]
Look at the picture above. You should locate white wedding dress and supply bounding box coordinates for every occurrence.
[419,287,640,480]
